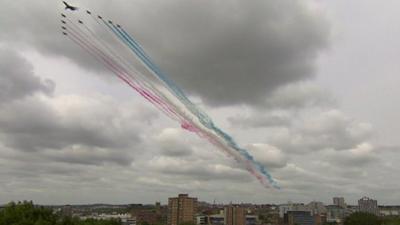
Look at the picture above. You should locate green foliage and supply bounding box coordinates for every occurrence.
[0,201,57,225]
[382,216,400,225]
[323,222,337,225]
[344,212,381,225]
[0,201,121,225]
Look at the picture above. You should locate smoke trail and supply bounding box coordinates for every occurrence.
[64,18,184,123]
[62,9,279,188]
[106,20,279,188]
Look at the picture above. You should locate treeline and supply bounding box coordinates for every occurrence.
[344,212,400,225]
[0,201,121,225]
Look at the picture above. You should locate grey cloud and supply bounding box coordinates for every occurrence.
[0,79,159,170]
[268,110,373,153]
[0,48,54,103]
[374,145,400,153]
[228,112,291,129]
[228,82,334,128]
[0,0,329,107]
[128,0,330,106]
[148,156,251,182]
[325,143,378,167]
[263,82,335,109]
[155,128,193,157]
[246,143,287,169]
[43,146,133,166]
[0,96,145,152]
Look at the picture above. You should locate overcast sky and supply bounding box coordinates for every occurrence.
[1,0,399,205]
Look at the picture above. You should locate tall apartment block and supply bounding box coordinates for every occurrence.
[168,194,198,225]
[358,196,379,216]
[224,205,245,225]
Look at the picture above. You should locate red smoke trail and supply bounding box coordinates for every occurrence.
[66,22,184,122]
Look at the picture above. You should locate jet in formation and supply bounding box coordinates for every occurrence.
[63,1,78,11]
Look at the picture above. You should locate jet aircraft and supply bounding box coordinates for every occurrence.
[63,1,78,11]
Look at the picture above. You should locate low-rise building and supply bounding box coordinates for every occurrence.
[284,211,315,225]
[326,205,345,224]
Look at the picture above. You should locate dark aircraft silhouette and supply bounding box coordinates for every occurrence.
[63,1,78,11]
[97,15,103,19]
[61,26,66,30]
[86,10,91,15]
[61,20,66,24]
[61,13,66,18]
[62,32,67,35]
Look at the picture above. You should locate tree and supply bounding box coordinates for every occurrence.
[0,201,57,225]
[381,216,400,225]
[344,212,381,225]
[0,201,122,225]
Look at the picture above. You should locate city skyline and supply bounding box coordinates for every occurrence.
[0,195,389,208]
[1,194,398,225]
[1,0,400,205]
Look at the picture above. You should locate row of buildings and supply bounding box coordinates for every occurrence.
[59,194,391,225]
[167,195,382,225]
[168,194,255,225]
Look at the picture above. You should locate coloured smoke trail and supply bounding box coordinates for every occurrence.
[60,6,279,189]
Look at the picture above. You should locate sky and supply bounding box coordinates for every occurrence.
[0,0,399,205]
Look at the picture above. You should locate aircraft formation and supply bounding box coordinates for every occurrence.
[60,1,279,189]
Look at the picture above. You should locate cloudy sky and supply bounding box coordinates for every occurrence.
[1,0,400,205]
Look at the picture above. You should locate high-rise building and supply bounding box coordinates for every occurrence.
[333,197,346,209]
[224,205,245,225]
[168,194,198,225]
[358,196,379,215]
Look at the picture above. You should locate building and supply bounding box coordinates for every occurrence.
[196,215,208,225]
[136,210,162,225]
[62,205,72,217]
[326,205,345,224]
[379,206,400,217]
[255,205,279,225]
[224,205,245,225]
[155,202,161,213]
[306,202,326,216]
[124,217,137,225]
[313,213,326,225]
[168,194,198,225]
[333,197,346,209]
[358,196,379,216]
[245,215,257,225]
[279,203,309,218]
[209,214,224,225]
[284,211,315,225]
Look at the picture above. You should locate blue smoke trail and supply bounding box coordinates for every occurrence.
[101,19,278,188]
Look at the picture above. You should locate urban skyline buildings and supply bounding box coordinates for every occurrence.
[168,194,197,225]
[333,197,346,209]
[7,194,391,225]
[358,196,379,216]
[224,205,245,225]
